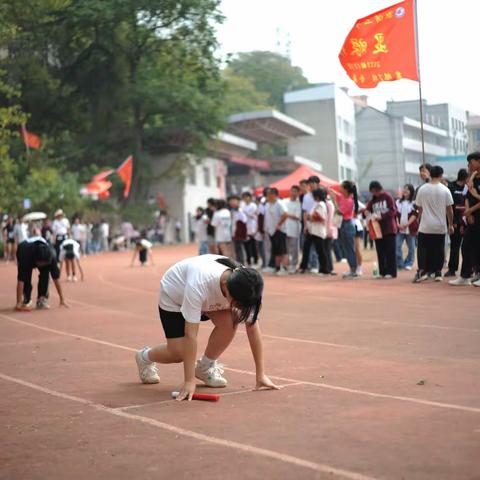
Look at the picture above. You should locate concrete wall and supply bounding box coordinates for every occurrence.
[149,154,224,243]
[356,108,405,194]
[286,98,339,179]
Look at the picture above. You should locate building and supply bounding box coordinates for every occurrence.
[284,84,358,182]
[386,100,469,157]
[467,115,480,152]
[355,105,449,193]
[225,109,317,192]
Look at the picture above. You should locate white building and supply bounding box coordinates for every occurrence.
[386,100,469,157]
[356,105,449,193]
[467,115,480,152]
[284,84,358,182]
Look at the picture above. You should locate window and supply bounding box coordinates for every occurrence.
[476,130,480,142]
[189,167,196,185]
[451,118,455,129]
[338,139,344,153]
[203,167,211,187]
[337,115,342,131]
[345,142,352,157]
[343,119,350,135]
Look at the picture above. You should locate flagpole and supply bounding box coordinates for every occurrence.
[21,124,30,157]
[413,0,426,166]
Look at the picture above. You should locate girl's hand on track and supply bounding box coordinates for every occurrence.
[254,375,281,391]
[176,380,196,401]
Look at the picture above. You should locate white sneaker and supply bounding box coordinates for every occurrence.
[67,275,72,282]
[384,274,394,279]
[72,276,78,282]
[473,279,480,287]
[356,266,363,276]
[405,266,413,271]
[340,258,348,264]
[195,360,227,387]
[135,348,160,384]
[262,267,276,274]
[276,268,288,276]
[448,277,471,286]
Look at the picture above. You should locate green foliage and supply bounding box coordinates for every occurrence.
[1,0,227,208]
[222,69,270,116]
[227,51,309,110]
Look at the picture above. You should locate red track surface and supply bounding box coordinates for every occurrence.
[1,245,479,480]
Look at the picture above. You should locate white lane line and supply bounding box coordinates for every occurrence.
[115,383,304,412]
[94,277,480,335]
[0,372,380,480]
[68,297,363,350]
[1,313,479,414]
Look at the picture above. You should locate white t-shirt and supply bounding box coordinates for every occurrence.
[396,200,415,234]
[14,222,28,243]
[195,215,208,242]
[59,238,81,261]
[71,223,87,241]
[159,254,231,323]
[301,192,315,213]
[284,199,301,238]
[52,218,70,236]
[415,182,453,234]
[309,201,327,239]
[100,222,109,238]
[265,200,287,236]
[242,202,258,236]
[211,209,232,243]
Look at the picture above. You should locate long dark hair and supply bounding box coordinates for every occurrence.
[215,257,263,325]
[400,184,414,202]
[341,180,359,214]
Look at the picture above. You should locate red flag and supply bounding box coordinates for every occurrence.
[116,155,133,198]
[339,0,418,88]
[21,124,41,149]
[92,169,114,182]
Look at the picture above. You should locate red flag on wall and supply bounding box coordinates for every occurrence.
[21,124,41,149]
[116,155,133,198]
[338,0,418,88]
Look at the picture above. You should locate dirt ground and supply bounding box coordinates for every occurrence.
[0,244,479,480]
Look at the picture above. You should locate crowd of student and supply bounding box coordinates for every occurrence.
[193,151,480,287]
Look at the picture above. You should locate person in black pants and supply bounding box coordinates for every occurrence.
[450,153,480,286]
[445,169,468,277]
[15,237,68,310]
[364,181,398,278]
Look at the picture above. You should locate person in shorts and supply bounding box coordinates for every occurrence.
[59,237,84,281]
[264,188,288,275]
[134,255,279,401]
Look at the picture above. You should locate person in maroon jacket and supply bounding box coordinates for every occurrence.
[364,181,399,279]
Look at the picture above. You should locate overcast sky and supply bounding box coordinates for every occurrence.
[217,0,479,115]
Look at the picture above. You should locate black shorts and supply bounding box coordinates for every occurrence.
[159,307,210,339]
[355,227,364,239]
[139,249,147,263]
[270,231,287,256]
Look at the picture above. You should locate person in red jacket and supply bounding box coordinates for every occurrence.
[364,181,399,279]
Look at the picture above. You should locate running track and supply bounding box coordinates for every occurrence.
[0,245,479,480]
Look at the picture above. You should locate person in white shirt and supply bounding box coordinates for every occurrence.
[284,185,302,272]
[241,192,258,266]
[99,219,109,252]
[194,207,209,255]
[134,254,279,400]
[211,200,233,258]
[59,238,84,282]
[264,188,289,275]
[71,217,87,254]
[13,216,28,245]
[229,195,247,264]
[307,188,330,275]
[395,184,418,271]
[52,209,70,258]
[414,165,454,282]
[299,176,320,273]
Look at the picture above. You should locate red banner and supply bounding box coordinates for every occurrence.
[21,125,41,149]
[339,0,418,88]
[116,155,133,198]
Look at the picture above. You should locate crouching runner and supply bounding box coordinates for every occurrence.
[135,254,279,400]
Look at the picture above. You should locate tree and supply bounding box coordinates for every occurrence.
[1,0,227,202]
[222,68,270,117]
[227,51,309,111]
